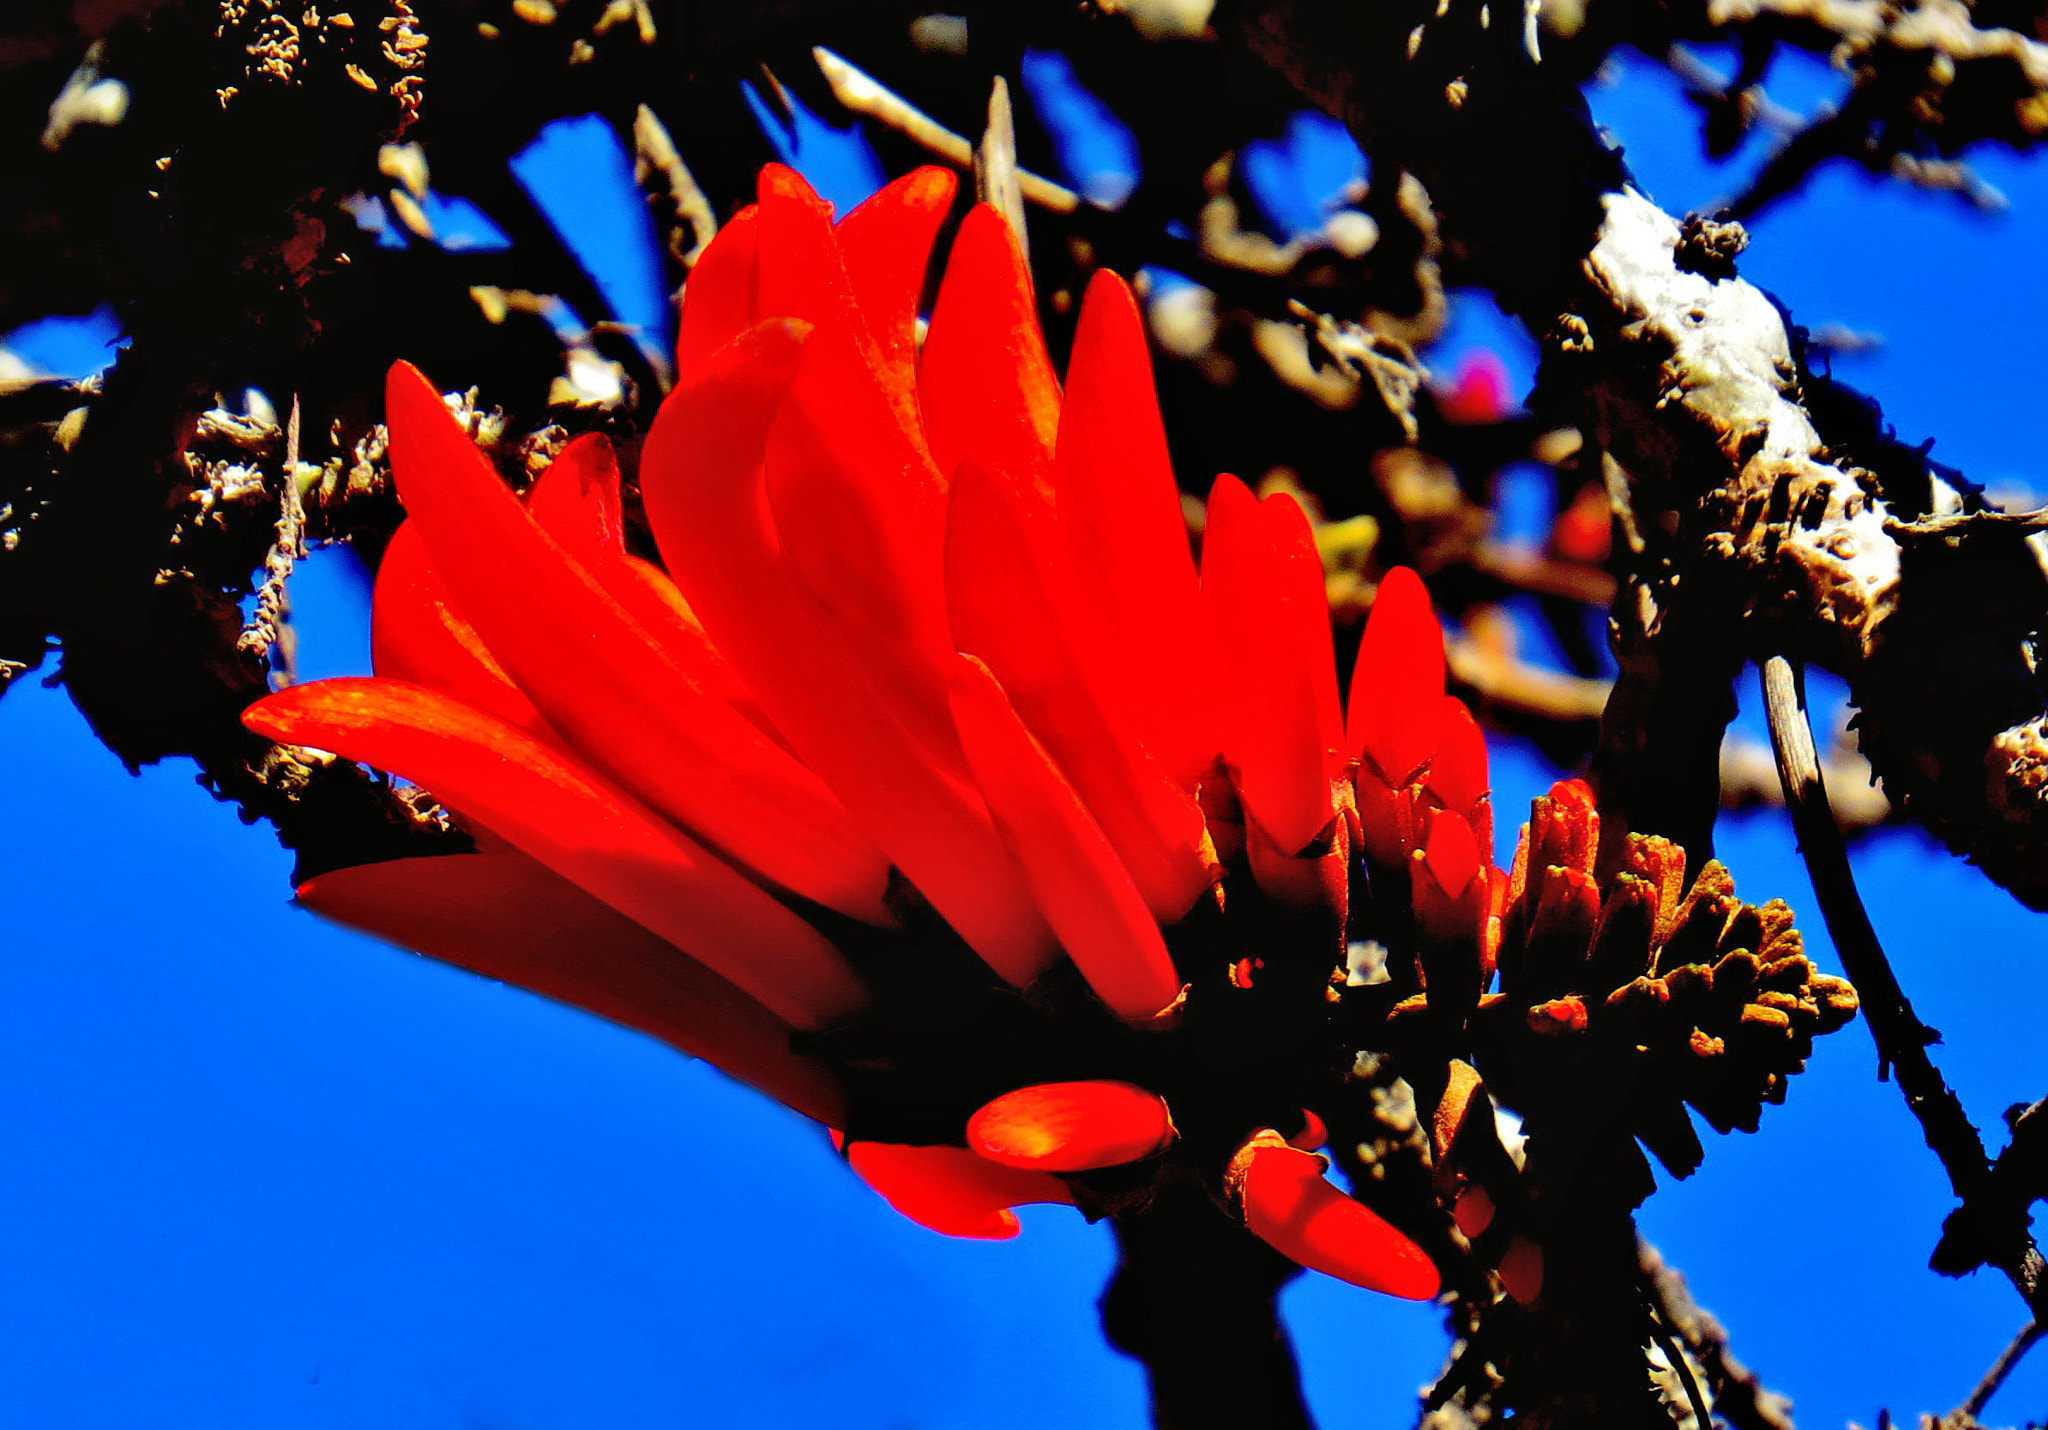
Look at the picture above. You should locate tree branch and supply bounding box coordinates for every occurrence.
[1763,655,2048,1320]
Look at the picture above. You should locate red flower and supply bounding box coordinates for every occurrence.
[245,164,1487,1303]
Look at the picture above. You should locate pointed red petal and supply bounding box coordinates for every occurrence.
[949,655,1182,1020]
[836,166,957,386]
[845,1141,1073,1239]
[753,164,845,326]
[1422,805,1483,902]
[1053,270,1215,789]
[946,457,1212,923]
[527,430,774,739]
[1240,1144,1440,1300]
[967,1081,1176,1172]
[919,204,1060,499]
[753,163,924,435]
[675,205,759,384]
[299,850,844,1125]
[1289,1110,1330,1151]
[244,677,867,1029]
[524,431,625,564]
[1348,568,1447,785]
[370,521,544,733]
[1202,479,1342,856]
[384,359,890,924]
[641,323,1057,984]
[1424,697,1490,819]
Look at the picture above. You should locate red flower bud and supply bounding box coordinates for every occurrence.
[967,1081,1177,1172]
[1238,1143,1439,1300]
[1347,567,1446,787]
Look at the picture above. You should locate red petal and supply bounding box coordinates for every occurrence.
[244,677,867,1029]
[675,205,759,385]
[948,655,1182,1019]
[1240,1144,1439,1299]
[753,164,923,435]
[523,431,625,564]
[1348,568,1446,785]
[526,429,773,737]
[845,1141,1073,1239]
[1053,271,1215,789]
[1202,478,1343,856]
[765,312,953,752]
[836,166,957,387]
[370,521,543,733]
[1422,806,1483,902]
[384,359,891,924]
[1289,1110,1330,1151]
[967,1081,1176,1171]
[299,850,844,1125]
[946,457,1212,923]
[919,204,1060,501]
[640,323,1057,984]
[1425,697,1489,818]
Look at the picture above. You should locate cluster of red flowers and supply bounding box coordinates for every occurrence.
[245,164,1512,1304]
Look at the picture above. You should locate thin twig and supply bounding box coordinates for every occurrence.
[1762,655,2048,1319]
[630,102,718,271]
[1962,1320,2042,1420]
[1885,507,2048,542]
[1639,1240,1798,1430]
[1646,1293,1714,1430]
[813,47,1082,213]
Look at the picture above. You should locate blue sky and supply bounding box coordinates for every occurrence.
[4,42,2046,1429]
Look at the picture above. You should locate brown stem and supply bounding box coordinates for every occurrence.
[1102,1183,1315,1430]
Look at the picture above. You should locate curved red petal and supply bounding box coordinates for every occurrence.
[920,204,1061,500]
[949,655,1182,1020]
[524,431,625,564]
[245,677,867,1030]
[1240,1144,1440,1300]
[1289,1110,1330,1151]
[1201,479,1342,856]
[299,850,844,1125]
[1348,567,1447,785]
[641,323,1056,984]
[384,359,891,925]
[845,1141,1073,1239]
[370,521,544,733]
[946,457,1212,923]
[836,166,957,386]
[675,205,759,384]
[1053,270,1216,789]
[967,1080,1176,1172]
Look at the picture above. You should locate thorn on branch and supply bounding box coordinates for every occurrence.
[974,76,1029,265]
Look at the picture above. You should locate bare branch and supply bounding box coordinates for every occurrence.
[1763,655,2048,1320]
